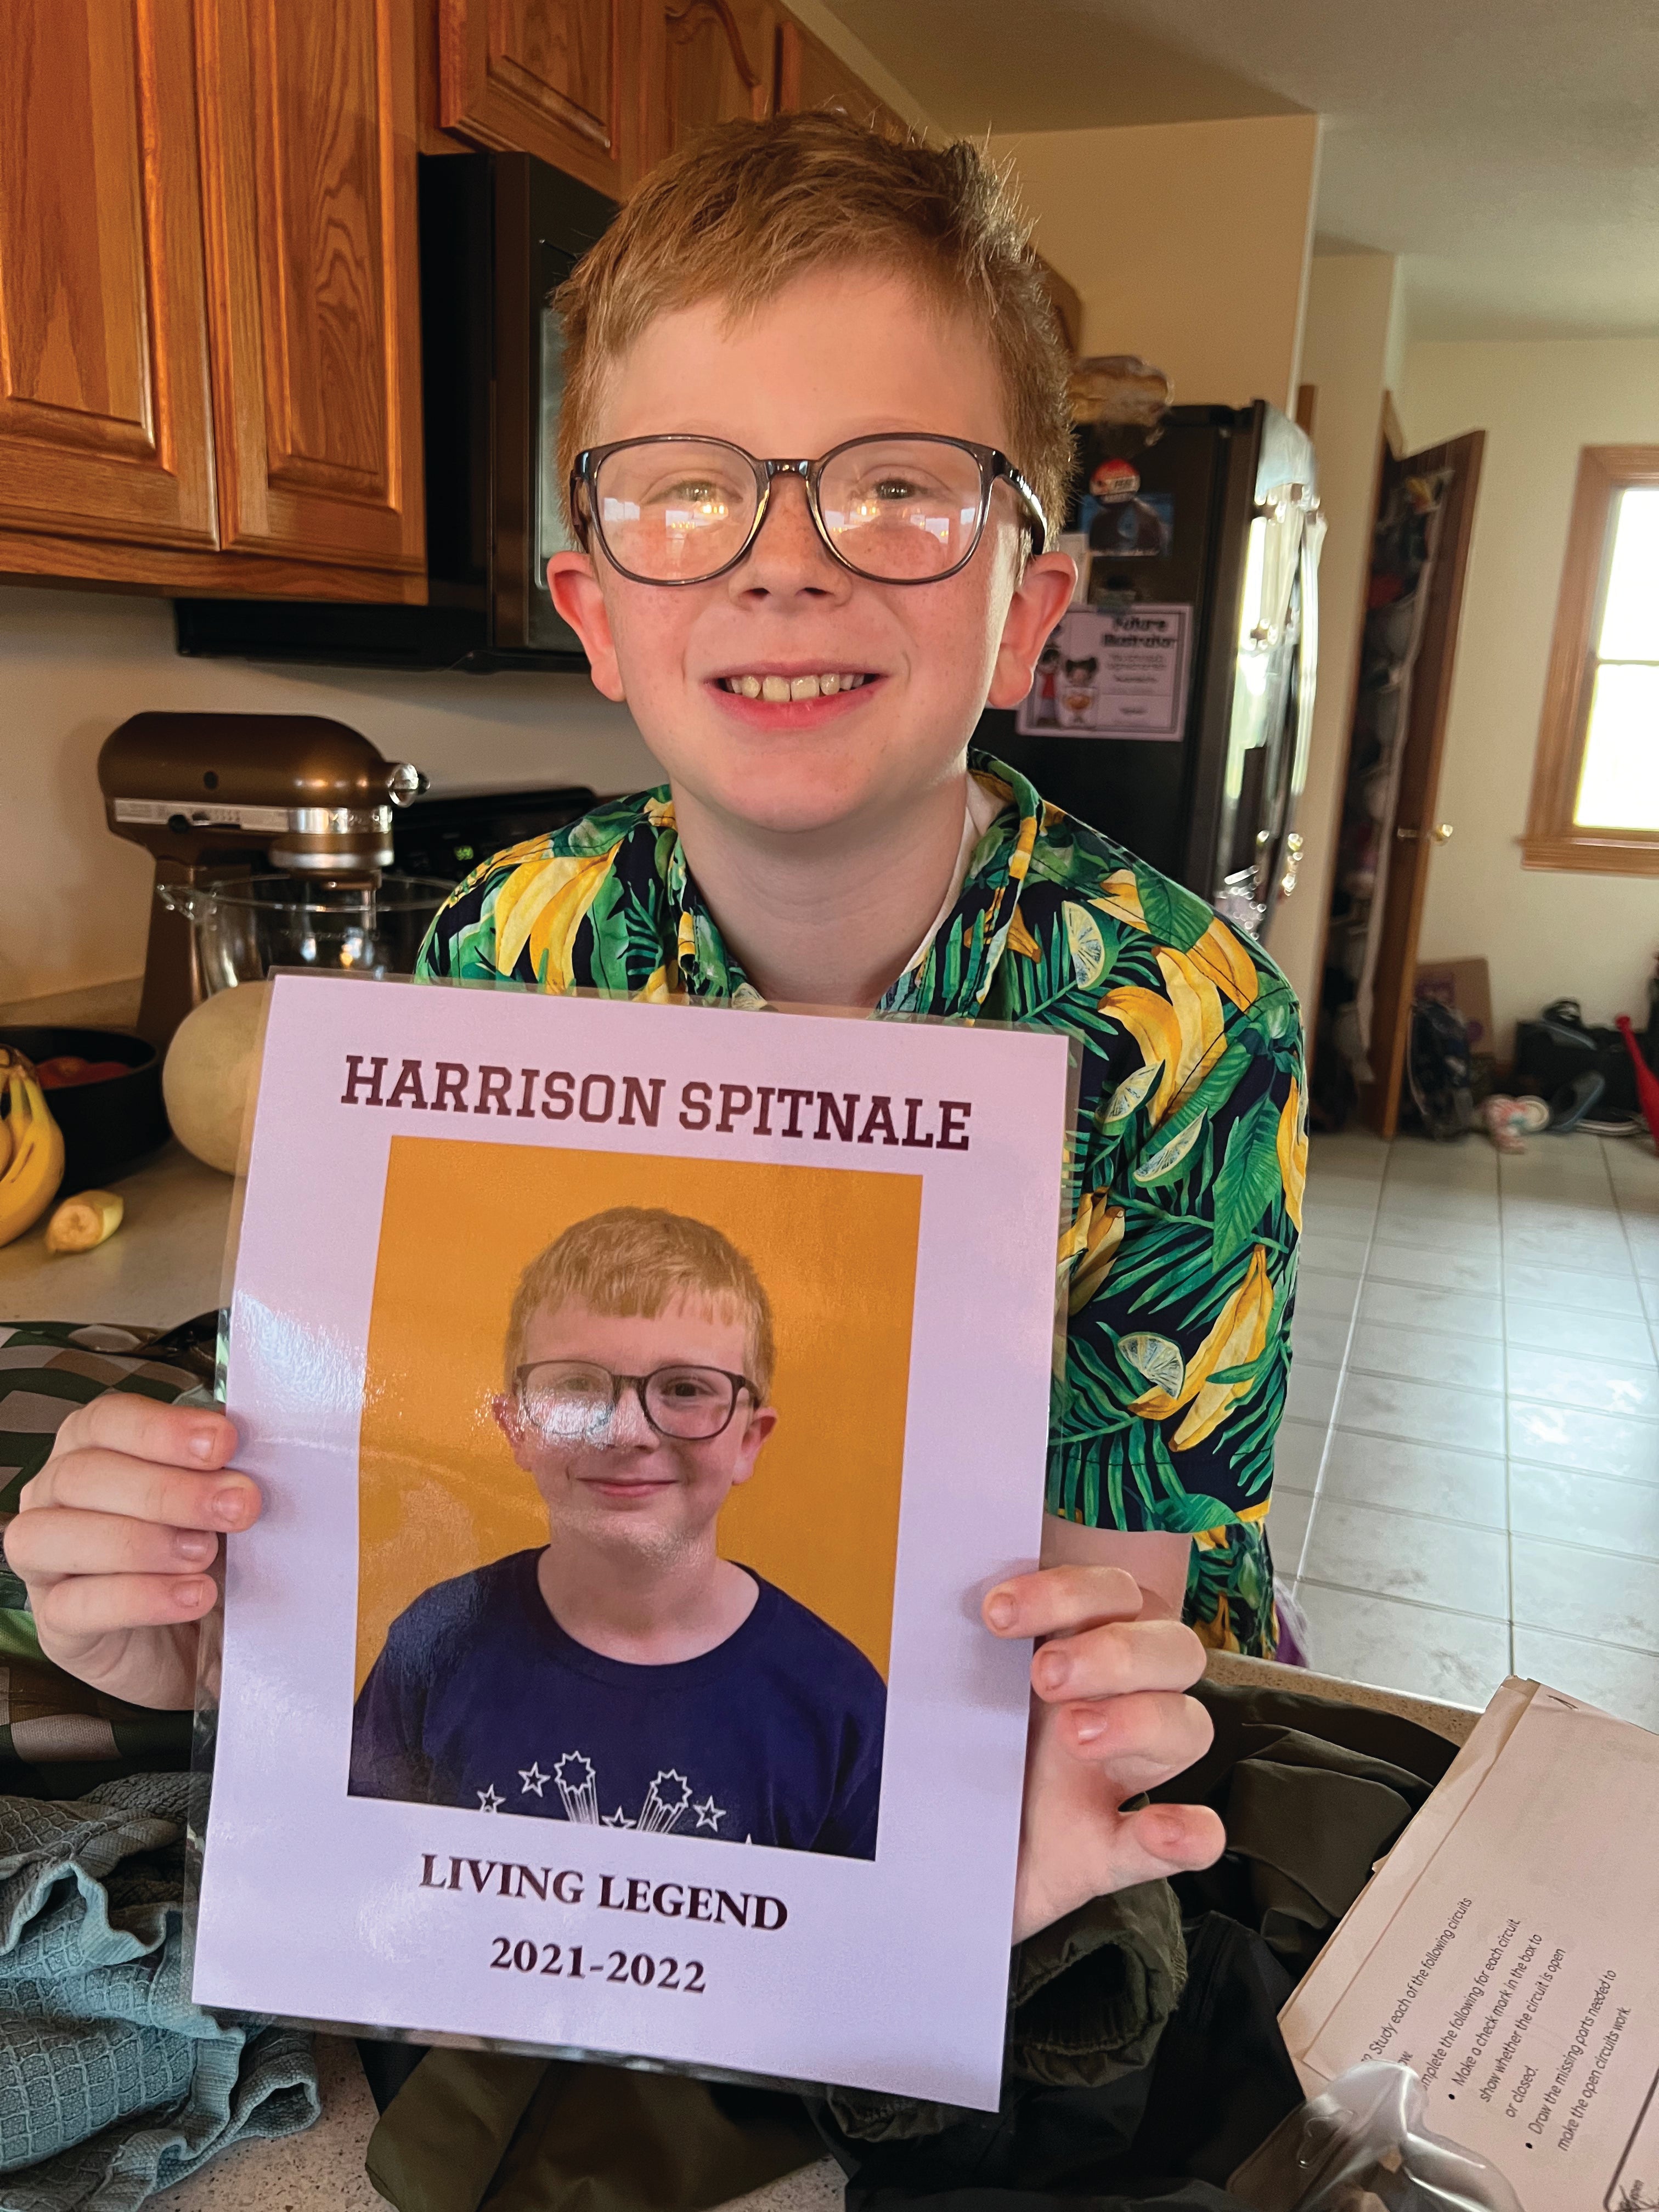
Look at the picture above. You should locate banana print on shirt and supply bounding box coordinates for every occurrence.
[417,755,1306,1656]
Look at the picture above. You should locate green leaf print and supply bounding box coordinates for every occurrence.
[1151,1491,1239,1534]
[1131,862,1214,953]
[1209,1091,1284,1268]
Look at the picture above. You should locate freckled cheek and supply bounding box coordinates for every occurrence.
[604,592,706,701]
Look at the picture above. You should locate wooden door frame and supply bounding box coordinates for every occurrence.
[1358,428,1486,1136]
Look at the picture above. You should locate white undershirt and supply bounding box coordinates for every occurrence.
[900,774,1006,978]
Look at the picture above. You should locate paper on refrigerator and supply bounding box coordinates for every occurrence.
[1279,1677,1659,2210]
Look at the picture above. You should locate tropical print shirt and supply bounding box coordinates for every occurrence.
[416,754,1307,1657]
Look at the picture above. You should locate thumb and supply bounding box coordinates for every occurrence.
[1102,1802,1227,1892]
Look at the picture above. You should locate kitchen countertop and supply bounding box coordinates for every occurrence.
[0,974,235,1333]
[0,1138,233,1330]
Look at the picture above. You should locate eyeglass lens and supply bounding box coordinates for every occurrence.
[591,437,987,583]
[520,1361,740,1441]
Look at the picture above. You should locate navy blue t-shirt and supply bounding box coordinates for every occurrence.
[349,1550,886,1860]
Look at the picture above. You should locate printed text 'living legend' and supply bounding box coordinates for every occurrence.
[340,1054,972,1151]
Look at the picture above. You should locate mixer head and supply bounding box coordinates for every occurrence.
[98,713,424,1049]
[99,712,421,879]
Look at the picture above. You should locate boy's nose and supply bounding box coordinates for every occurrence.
[729,475,849,600]
[596,1379,657,1447]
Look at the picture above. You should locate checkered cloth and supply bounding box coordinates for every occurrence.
[0,1770,318,2207]
[0,1324,213,1786]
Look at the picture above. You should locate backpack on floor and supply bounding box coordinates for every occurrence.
[1513,997,1640,1117]
[1406,996,1474,1141]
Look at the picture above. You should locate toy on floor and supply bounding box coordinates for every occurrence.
[1480,1093,1547,1154]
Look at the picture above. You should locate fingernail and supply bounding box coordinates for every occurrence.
[212,1486,249,1528]
[172,1578,211,1610]
[173,1531,216,1564]
[985,1592,1017,1631]
[1074,1711,1107,1742]
[189,1429,219,1463]
[1149,1812,1188,1858]
[1037,1649,1070,1694]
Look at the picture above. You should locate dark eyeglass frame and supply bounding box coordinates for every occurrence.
[513,1359,761,1442]
[567,432,1051,588]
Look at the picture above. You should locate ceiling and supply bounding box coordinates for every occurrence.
[820,0,1659,341]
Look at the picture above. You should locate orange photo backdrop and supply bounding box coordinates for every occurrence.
[356,1137,922,1694]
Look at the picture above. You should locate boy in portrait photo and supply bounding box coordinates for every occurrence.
[349,1206,887,1860]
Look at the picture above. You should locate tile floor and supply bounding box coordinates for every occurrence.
[1272,1123,1659,1723]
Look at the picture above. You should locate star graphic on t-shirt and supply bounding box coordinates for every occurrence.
[692,1795,726,1832]
[518,1763,549,1796]
[602,1805,635,1828]
[477,1785,504,1813]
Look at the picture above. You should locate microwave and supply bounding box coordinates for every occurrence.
[173,154,617,673]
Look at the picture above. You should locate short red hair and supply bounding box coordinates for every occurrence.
[554,111,1074,541]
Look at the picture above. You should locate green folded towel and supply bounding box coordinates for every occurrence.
[0,1771,318,2210]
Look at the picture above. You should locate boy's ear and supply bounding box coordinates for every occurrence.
[548,550,626,701]
[727,1402,778,1489]
[986,550,1077,712]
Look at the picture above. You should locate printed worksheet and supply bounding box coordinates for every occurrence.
[1280,1678,1659,2211]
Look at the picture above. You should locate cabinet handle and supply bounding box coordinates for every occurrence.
[1395,823,1454,843]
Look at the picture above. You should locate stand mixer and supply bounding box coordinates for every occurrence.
[98,713,428,1050]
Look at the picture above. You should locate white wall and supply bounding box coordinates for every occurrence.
[990,115,1323,414]
[1271,253,1403,1015]
[1401,339,1659,1059]
[0,585,657,1006]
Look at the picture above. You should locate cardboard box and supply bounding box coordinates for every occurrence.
[1414,955,1493,1054]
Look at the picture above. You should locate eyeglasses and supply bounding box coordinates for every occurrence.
[568,433,1050,588]
[514,1360,760,1443]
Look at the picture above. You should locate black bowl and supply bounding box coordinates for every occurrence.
[0,1027,170,1199]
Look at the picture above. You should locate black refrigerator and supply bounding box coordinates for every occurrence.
[978,400,1323,946]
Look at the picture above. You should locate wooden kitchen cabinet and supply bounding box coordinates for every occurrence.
[640,0,777,167]
[776,13,905,138]
[194,0,426,575]
[0,1,218,557]
[437,0,640,198]
[0,0,425,599]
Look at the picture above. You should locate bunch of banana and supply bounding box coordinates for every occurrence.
[0,1047,66,1248]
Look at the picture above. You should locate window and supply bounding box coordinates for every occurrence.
[1523,445,1659,874]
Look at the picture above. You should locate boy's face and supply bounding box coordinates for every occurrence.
[495,1295,775,1565]
[549,264,1075,840]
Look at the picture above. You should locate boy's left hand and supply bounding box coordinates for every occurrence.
[984,1566,1224,1944]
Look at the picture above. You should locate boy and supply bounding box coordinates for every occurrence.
[10,111,1304,1951]
[351,1208,886,1859]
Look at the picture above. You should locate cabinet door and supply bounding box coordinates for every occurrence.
[194,0,425,574]
[642,0,776,166]
[439,0,636,198]
[0,0,216,549]
[776,15,904,138]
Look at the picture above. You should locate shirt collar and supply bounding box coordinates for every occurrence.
[656,751,1045,1017]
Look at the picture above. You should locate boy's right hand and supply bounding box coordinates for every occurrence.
[3,1396,261,1712]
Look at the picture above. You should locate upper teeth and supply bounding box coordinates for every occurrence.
[724,673,867,701]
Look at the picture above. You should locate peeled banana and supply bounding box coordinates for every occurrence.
[46,1188,123,1254]
[0,1053,66,1248]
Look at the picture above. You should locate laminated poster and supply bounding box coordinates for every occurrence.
[190,973,1073,2109]
[1018,605,1193,741]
